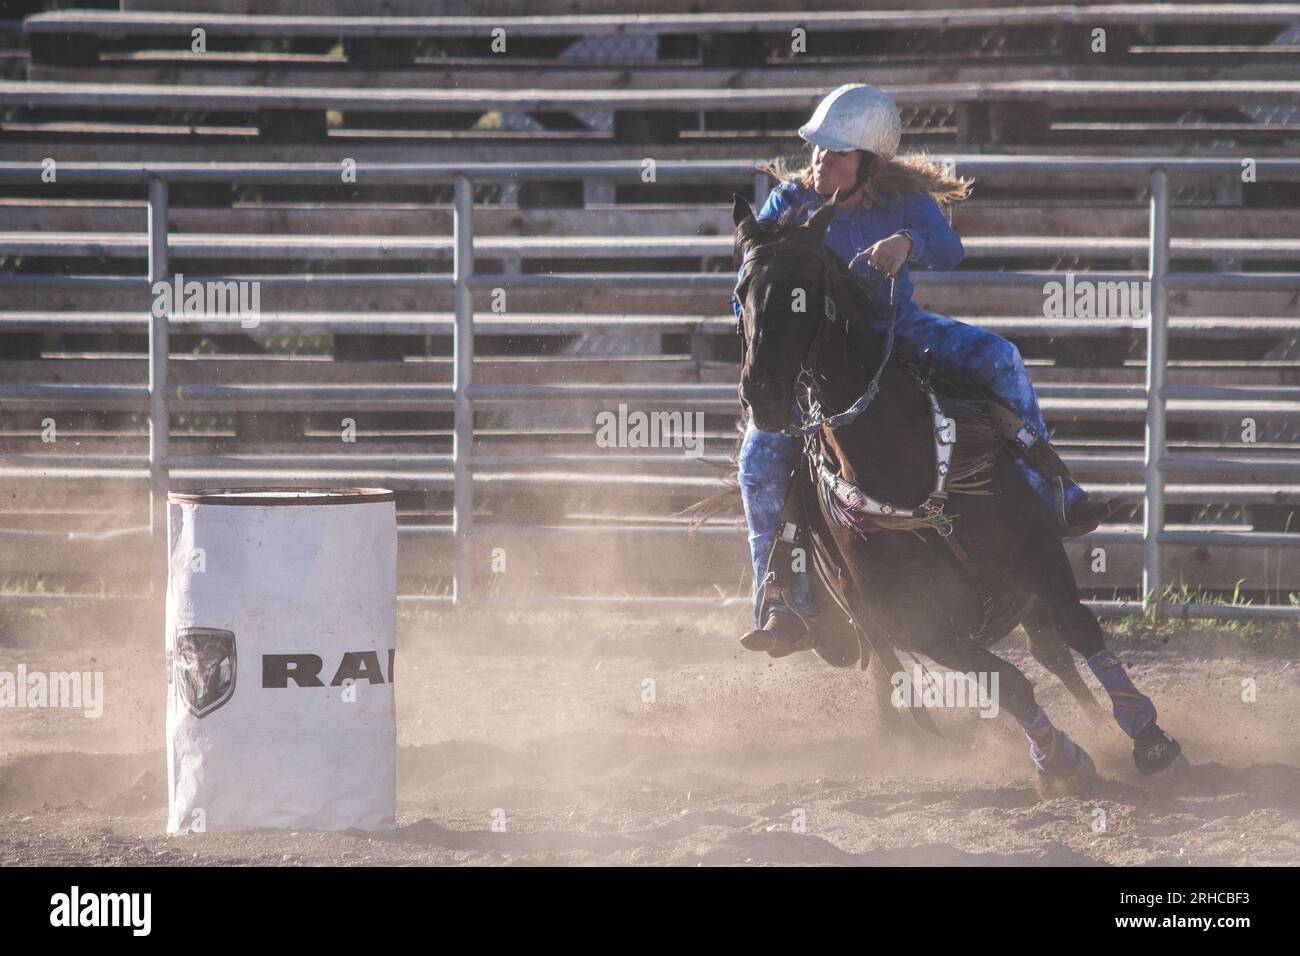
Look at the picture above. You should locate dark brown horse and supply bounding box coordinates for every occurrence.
[728,189,1185,793]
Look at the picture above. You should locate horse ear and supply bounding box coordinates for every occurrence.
[732,193,755,227]
[804,196,837,241]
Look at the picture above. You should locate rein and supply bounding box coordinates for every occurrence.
[737,242,897,438]
[788,272,897,437]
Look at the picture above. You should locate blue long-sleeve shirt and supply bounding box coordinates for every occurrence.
[731,179,964,321]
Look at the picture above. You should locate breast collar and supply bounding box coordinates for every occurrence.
[815,369,957,531]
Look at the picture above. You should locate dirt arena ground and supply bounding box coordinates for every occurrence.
[1,606,1298,866]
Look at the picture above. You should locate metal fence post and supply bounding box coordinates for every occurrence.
[147,176,170,601]
[1143,167,1170,617]
[452,176,475,605]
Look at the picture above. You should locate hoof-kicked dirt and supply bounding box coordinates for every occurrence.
[1,608,1297,866]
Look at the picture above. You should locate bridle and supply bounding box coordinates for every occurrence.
[736,239,898,438]
[736,237,958,533]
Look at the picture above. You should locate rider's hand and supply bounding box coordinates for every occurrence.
[862,233,913,278]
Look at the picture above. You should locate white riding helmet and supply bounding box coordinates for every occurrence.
[798,83,901,160]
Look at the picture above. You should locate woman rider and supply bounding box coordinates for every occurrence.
[732,84,1116,654]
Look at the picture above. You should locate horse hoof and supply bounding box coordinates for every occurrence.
[1035,746,1098,800]
[1133,722,1184,776]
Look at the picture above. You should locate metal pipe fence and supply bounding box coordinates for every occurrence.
[1,158,1299,618]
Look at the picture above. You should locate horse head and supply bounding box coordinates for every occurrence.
[731,187,871,432]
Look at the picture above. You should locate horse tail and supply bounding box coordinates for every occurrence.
[675,417,746,535]
[676,481,742,535]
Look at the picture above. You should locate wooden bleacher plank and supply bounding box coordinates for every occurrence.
[953,207,1300,240]
[0,230,727,259]
[7,118,1289,148]
[0,140,790,164]
[32,60,1300,90]
[2,381,1295,421]
[0,285,1294,319]
[3,141,1296,177]
[0,200,741,235]
[0,311,1295,342]
[3,199,1300,244]
[4,79,1300,113]
[5,357,1299,389]
[103,0,1263,18]
[0,433,1293,479]
[25,7,1300,39]
[0,311,724,336]
[0,355,720,386]
[2,228,1299,261]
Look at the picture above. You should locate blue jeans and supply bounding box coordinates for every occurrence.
[738,305,1083,629]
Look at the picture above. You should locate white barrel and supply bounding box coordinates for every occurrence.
[165,487,397,833]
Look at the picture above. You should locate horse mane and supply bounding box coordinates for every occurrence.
[819,245,886,357]
[733,203,885,357]
[731,205,801,270]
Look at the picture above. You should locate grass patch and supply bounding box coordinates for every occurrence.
[247,331,333,355]
[1107,577,1300,644]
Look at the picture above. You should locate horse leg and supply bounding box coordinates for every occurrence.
[1026,528,1185,775]
[920,637,1095,794]
[1020,600,1107,724]
[864,649,911,730]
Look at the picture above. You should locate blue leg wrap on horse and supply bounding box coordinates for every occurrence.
[1018,706,1080,773]
[1088,649,1157,738]
[738,414,819,629]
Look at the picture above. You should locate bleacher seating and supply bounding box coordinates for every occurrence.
[2,2,1300,605]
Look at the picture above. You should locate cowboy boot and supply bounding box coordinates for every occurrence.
[988,402,1121,537]
[740,605,817,658]
[742,503,821,657]
[1052,476,1121,538]
[1021,430,1121,537]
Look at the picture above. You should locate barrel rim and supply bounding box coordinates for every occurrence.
[167,486,396,506]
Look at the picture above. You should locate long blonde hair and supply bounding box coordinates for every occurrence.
[757,144,973,210]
